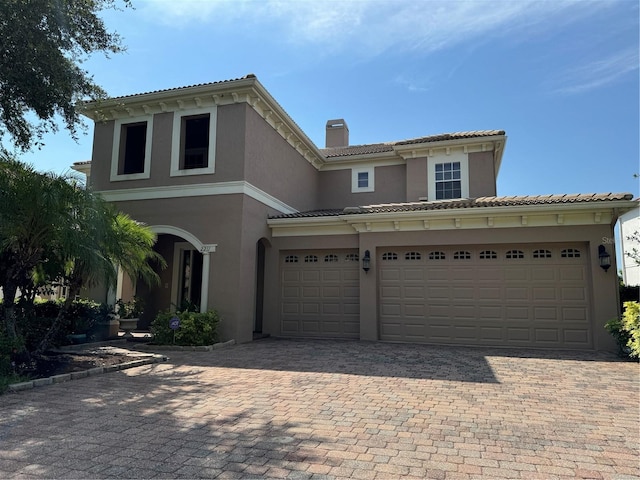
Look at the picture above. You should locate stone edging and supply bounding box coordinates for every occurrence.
[132,339,236,352]
[7,339,236,393]
[8,354,168,393]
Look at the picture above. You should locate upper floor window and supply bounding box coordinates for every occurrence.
[435,162,461,199]
[351,167,374,193]
[111,115,153,181]
[182,114,210,169]
[427,153,469,201]
[171,107,217,177]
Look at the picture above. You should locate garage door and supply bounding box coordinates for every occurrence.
[281,250,360,338]
[379,244,592,349]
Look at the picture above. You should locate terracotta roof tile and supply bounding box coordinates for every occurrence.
[321,130,505,158]
[270,193,634,219]
[92,74,257,102]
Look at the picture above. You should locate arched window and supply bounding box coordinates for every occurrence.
[479,250,497,259]
[429,251,446,260]
[561,248,581,258]
[506,250,524,259]
[304,255,318,263]
[285,255,298,263]
[382,252,398,261]
[405,252,422,260]
[324,254,339,262]
[453,251,471,260]
[533,249,552,259]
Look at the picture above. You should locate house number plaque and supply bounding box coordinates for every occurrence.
[199,244,216,253]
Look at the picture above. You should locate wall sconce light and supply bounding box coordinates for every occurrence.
[362,250,371,273]
[598,245,611,272]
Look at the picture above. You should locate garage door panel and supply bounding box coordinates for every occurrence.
[379,244,592,349]
[450,268,477,281]
[564,329,589,344]
[561,287,586,301]
[531,267,556,282]
[343,286,360,298]
[322,286,340,298]
[381,268,400,281]
[426,268,449,281]
[534,307,558,320]
[505,306,530,320]
[282,286,299,298]
[322,303,340,314]
[452,287,475,300]
[302,286,320,298]
[301,321,320,333]
[480,326,504,340]
[322,270,341,282]
[343,303,360,315]
[507,327,532,341]
[404,303,426,317]
[535,328,560,343]
[302,270,320,282]
[282,303,299,314]
[562,307,588,322]
[283,270,300,282]
[505,287,528,301]
[560,266,586,281]
[403,269,424,281]
[427,286,449,299]
[479,287,502,300]
[343,269,360,281]
[504,267,528,281]
[532,287,557,301]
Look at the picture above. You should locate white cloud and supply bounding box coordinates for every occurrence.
[137,0,608,56]
[550,49,639,95]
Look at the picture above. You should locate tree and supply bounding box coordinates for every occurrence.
[0,0,130,152]
[625,231,640,266]
[0,156,165,352]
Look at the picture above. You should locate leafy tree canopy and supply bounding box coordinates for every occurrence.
[0,0,130,152]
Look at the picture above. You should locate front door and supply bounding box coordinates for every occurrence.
[173,242,203,311]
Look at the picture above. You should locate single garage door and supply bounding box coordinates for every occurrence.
[379,243,592,349]
[281,250,360,338]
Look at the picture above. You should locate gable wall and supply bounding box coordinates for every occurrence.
[317,165,406,209]
[243,105,320,212]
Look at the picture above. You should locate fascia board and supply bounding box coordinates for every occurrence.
[320,152,404,171]
[393,135,507,158]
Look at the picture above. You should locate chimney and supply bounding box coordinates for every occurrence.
[325,119,349,148]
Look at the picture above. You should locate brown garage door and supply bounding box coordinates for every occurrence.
[379,244,592,349]
[281,250,360,338]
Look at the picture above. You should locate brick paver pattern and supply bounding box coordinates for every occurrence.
[0,338,638,479]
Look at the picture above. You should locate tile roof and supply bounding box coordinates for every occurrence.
[269,193,635,219]
[91,74,257,102]
[321,130,505,158]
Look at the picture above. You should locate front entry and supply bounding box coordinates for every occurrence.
[173,242,203,311]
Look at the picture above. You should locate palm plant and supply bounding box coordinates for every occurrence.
[0,156,166,353]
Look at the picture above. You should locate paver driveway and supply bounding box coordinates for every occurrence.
[0,338,638,479]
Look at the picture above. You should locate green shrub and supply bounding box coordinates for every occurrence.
[605,301,640,359]
[151,310,220,346]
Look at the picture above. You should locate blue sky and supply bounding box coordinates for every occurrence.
[18,0,640,199]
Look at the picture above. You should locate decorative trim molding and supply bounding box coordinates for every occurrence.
[98,181,298,215]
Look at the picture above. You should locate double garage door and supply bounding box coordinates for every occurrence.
[279,244,592,349]
[379,244,592,349]
[280,250,360,338]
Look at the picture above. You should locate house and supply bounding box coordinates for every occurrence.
[619,204,640,286]
[80,74,636,352]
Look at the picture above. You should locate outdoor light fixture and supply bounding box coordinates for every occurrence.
[598,245,611,272]
[362,250,371,273]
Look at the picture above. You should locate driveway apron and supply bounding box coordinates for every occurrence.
[0,338,638,479]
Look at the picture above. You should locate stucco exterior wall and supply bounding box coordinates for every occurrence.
[243,105,319,212]
[468,151,497,198]
[317,165,406,209]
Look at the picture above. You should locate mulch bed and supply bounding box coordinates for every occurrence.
[15,351,152,380]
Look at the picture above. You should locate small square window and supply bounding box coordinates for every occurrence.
[357,172,369,188]
[352,167,374,193]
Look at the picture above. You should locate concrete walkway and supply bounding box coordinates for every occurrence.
[0,338,638,479]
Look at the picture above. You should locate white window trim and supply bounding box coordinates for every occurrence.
[170,106,217,177]
[110,115,153,182]
[427,153,469,201]
[351,167,375,193]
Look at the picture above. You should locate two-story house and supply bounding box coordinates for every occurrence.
[80,74,635,351]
